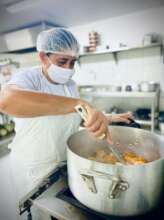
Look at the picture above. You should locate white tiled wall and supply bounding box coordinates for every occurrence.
[69,6,164,110]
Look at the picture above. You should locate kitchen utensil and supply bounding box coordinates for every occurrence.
[111,85,122,92]
[88,31,99,52]
[159,112,164,134]
[135,108,151,120]
[109,106,125,114]
[159,111,164,122]
[125,85,132,91]
[143,34,153,45]
[111,118,141,129]
[138,81,159,92]
[83,46,90,53]
[143,33,161,46]
[79,86,94,93]
[75,105,126,164]
[159,123,164,134]
[67,126,164,216]
[149,81,160,91]
[138,81,150,92]
[131,83,140,91]
[89,46,97,52]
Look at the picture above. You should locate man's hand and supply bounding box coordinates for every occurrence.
[82,104,113,144]
[107,112,133,124]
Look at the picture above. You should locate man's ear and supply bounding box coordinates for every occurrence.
[38,52,49,67]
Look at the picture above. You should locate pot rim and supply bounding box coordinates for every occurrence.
[67,126,164,167]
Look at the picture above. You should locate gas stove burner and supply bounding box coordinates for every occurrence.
[56,187,110,220]
[19,163,67,216]
[56,187,164,220]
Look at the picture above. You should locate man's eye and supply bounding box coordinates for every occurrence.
[58,60,67,65]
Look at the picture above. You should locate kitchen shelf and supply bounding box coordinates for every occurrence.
[80,89,159,132]
[79,43,162,58]
[135,119,152,126]
[79,43,163,64]
[80,91,158,99]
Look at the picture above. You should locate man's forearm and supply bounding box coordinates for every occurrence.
[0,87,84,117]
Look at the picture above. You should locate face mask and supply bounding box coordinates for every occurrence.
[47,62,74,84]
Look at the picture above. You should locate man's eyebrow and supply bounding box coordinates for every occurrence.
[58,58,77,61]
[58,58,68,60]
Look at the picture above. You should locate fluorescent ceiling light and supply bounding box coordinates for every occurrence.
[6,0,40,13]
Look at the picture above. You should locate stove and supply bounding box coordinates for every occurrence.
[55,187,164,220]
[20,163,164,220]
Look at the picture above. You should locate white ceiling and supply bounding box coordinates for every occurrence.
[0,0,164,33]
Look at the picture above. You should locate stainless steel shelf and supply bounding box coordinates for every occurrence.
[79,43,162,58]
[80,91,157,99]
[80,90,159,133]
[135,119,152,126]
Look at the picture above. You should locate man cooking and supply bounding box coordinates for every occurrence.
[0,28,132,219]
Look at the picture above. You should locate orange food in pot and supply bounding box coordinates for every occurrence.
[89,149,147,165]
[123,152,146,165]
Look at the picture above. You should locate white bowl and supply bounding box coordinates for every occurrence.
[159,123,164,134]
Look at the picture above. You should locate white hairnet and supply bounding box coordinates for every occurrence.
[36,28,79,57]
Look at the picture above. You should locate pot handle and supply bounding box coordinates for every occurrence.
[80,169,129,199]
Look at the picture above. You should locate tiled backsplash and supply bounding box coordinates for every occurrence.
[73,46,163,89]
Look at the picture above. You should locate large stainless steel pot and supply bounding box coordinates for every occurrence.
[67,126,164,216]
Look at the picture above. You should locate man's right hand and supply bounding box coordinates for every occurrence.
[82,104,113,144]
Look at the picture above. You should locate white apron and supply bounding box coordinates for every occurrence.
[9,85,81,219]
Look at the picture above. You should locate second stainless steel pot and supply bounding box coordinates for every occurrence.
[138,81,159,92]
[67,126,164,216]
